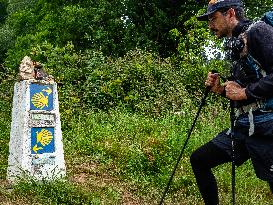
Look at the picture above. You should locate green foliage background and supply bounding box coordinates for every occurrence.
[0,0,273,204]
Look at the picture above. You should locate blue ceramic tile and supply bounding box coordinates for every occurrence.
[30,84,53,111]
[31,127,55,154]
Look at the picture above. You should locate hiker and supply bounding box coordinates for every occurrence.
[190,0,273,204]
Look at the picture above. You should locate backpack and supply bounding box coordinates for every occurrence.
[261,8,273,27]
[242,8,273,75]
[238,8,273,109]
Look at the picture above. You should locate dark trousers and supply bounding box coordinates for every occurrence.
[190,141,273,205]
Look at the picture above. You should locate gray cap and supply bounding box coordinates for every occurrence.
[197,0,243,21]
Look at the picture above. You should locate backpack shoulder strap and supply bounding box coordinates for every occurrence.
[238,21,268,76]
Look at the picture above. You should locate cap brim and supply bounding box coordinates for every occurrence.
[197,14,209,21]
[197,10,215,21]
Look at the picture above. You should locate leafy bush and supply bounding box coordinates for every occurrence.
[171,15,228,102]
[27,44,189,115]
[0,66,14,178]
[81,49,188,114]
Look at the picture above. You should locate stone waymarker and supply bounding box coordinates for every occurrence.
[7,58,66,183]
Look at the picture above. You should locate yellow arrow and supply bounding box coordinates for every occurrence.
[33,144,43,153]
[42,87,52,95]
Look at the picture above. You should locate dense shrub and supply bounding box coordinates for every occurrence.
[81,49,189,114]
[169,15,229,104]
[28,43,189,115]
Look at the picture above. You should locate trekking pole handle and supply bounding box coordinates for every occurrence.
[204,70,219,97]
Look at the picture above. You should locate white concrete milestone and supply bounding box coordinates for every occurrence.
[7,79,66,183]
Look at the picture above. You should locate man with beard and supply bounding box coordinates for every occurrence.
[190,0,273,204]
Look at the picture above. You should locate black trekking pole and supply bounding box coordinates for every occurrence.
[158,86,211,205]
[230,100,236,205]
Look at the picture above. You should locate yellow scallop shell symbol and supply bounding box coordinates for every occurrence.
[36,129,53,146]
[31,92,48,109]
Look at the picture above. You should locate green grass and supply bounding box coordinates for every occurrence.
[0,103,273,204]
[0,99,11,180]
